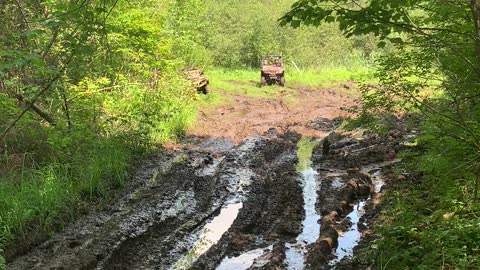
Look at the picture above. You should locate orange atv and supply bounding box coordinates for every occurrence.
[260,56,285,87]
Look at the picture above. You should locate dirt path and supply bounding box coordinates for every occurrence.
[189,83,358,142]
[6,82,409,270]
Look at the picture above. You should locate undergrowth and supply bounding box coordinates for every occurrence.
[352,117,480,269]
[0,75,196,263]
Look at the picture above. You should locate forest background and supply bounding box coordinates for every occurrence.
[3,0,479,268]
[0,0,380,265]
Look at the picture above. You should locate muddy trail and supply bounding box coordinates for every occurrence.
[7,83,411,270]
[189,82,357,143]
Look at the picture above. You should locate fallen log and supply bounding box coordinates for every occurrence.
[16,94,56,126]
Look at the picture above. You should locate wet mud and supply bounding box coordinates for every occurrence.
[301,126,409,270]
[190,85,357,143]
[6,83,413,270]
[7,132,304,270]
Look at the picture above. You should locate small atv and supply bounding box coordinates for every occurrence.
[184,67,209,94]
[260,56,285,87]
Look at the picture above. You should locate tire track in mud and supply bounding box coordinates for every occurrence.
[7,133,305,270]
[6,128,409,270]
[188,126,409,270]
[188,132,304,270]
[6,81,413,270]
[102,139,263,270]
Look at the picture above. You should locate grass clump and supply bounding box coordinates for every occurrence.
[287,66,375,86]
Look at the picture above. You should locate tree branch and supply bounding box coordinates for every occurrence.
[16,94,56,126]
[0,51,76,142]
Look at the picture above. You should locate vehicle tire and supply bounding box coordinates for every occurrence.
[198,86,208,94]
[260,76,266,87]
[279,76,286,87]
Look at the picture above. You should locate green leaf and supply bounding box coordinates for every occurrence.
[291,20,301,28]
[389,37,403,44]
[377,41,387,48]
[325,16,335,23]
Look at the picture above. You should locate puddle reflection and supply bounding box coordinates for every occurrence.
[172,202,243,269]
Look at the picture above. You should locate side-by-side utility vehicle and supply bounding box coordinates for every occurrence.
[260,56,285,87]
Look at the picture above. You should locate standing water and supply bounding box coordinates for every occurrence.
[172,201,243,269]
[216,245,273,270]
[331,162,397,266]
[285,137,321,270]
[332,201,367,263]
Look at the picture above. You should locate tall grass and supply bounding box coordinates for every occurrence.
[0,138,130,246]
[0,77,197,263]
[287,66,375,86]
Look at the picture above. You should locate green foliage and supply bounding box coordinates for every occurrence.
[202,0,383,69]
[0,250,4,270]
[165,0,211,66]
[282,0,480,268]
[0,0,201,255]
[371,149,480,269]
[281,0,422,43]
[0,136,131,244]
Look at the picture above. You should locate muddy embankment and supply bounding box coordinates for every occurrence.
[7,117,412,270]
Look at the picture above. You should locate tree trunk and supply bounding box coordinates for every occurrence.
[471,0,480,64]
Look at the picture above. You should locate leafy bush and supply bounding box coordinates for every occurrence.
[0,0,200,254]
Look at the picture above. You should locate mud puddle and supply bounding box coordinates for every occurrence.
[216,245,273,270]
[332,201,366,264]
[285,137,322,270]
[329,162,398,266]
[329,164,392,267]
[172,202,243,269]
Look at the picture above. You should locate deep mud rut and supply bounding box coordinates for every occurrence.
[7,83,412,270]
